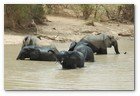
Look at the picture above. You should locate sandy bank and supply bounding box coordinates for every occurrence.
[4,16,134,45]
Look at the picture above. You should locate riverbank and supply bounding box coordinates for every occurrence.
[4,15,134,45]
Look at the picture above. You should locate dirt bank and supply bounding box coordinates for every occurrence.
[4,15,134,45]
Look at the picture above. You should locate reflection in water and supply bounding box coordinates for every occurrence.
[4,39,134,90]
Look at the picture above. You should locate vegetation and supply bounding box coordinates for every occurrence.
[4,4,134,32]
[80,4,95,20]
[45,4,134,22]
[4,4,46,30]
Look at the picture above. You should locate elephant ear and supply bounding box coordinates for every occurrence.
[68,41,77,51]
[103,34,113,48]
[29,38,34,45]
[30,49,40,60]
[22,36,31,48]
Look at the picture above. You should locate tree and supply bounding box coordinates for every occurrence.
[121,4,134,22]
[80,4,94,20]
[4,4,46,30]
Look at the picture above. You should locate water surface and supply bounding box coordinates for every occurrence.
[4,39,134,90]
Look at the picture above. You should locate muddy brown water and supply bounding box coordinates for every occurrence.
[4,39,134,90]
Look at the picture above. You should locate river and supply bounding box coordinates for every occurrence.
[4,38,134,90]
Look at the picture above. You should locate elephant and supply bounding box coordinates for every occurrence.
[68,41,94,62]
[77,33,120,54]
[49,50,85,69]
[16,45,59,61]
[21,35,41,49]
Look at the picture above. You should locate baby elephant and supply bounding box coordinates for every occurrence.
[17,45,58,61]
[68,41,94,62]
[50,50,85,69]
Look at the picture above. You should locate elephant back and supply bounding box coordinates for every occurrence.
[81,34,108,42]
[35,46,58,61]
[80,34,106,49]
[36,45,58,53]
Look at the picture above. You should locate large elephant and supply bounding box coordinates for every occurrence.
[68,41,94,62]
[21,35,41,49]
[50,50,85,69]
[78,33,120,54]
[17,45,59,61]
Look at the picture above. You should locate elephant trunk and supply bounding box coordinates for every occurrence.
[48,50,66,64]
[16,52,22,60]
[16,50,25,60]
[16,55,20,60]
[113,40,120,54]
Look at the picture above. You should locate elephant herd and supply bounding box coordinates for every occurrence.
[17,33,120,69]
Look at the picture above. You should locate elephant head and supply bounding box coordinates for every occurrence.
[68,41,94,62]
[104,35,120,54]
[49,50,84,69]
[16,46,36,60]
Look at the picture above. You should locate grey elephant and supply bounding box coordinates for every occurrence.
[68,41,94,62]
[49,50,85,69]
[17,45,59,61]
[21,35,41,49]
[78,33,120,54]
